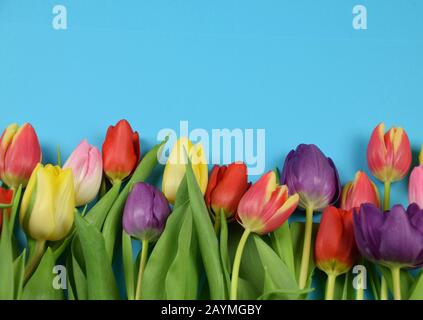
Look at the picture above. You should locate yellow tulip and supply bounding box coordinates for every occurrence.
[20,163,75,241]
[162,137,208,204]
[420,145,423,165]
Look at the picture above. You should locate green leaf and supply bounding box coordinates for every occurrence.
[13,249,26,300]
[0,216,14,299]
[85,181,121,230]
[51,228,76,261]
[70,251,88,300]
[74,213,119,300]
[270,222,295,275]
[142,201,189,299]
[122,231,135,300]
[253,235,303,299]
[365,260,381,300]
[409,269,423,300]
[165,206,200,299]
[185,162,225,300]
[219,211,231,298]
[22,248,64,300]
[236,277,257,300]
[102,139,167,261]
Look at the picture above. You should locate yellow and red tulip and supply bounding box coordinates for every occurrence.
[162,137,208,204]
[20,164,75,241]
[341,171,380,211]
[367,123,412,183]
[0,123,42,189]
[237,171,299,235]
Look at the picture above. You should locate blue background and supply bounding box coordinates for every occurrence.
[1,0,422,206]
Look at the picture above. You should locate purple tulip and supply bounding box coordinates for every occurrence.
[354,203,423,268]
[123,182,171,242]
[281,144,340,211]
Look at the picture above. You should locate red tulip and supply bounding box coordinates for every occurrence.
[0,123,42,189]
[315,206,358,275]
[0,187,13,231]
[205,162,250,220]
[367,123,411,183]
[341,171,380,211]
[102,119,140,183]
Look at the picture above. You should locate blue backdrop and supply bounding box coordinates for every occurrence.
[1,0,422,206]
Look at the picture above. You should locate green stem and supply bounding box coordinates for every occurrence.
[24,240,46,282]
[356,272,364,300]
[383,180,391,211]
[298,206,314,289]
[380,180,391,300]
[325,273,337,300]
[230,228,251,300]
[135,240,149,300]
[213,212,221,234]
[391,266,401,300]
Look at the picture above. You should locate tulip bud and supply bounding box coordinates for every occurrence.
[409,165,423,209]
[63,140,103,207]
[281,144,340,211]
[341,171,380,211]
[20,164,75,241]
[0,123,42,189]
[205,162,249,219]
[123,182,171,242]
[237,171,299,235]
[0,187,13,231]
[102,119,140,184]
[162,137,208,204]
[367,123,412,183]
[315,206,358,275]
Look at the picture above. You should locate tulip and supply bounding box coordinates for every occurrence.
[281,144,340,289]
[123,182,171,300]
[162,137,208,204]
[367,123,411,210]
[0,123,42,189]
[341,171,380,211]
[315,206,358,300]
[20,163,75,281]
[63,140,103,207]
[0,187,13,231]
[205,162,249,230]
[419,145,423,165]
[354,203,423,300]
[230,171,299,300]
[409,166,423,209]
[102,119,140,184]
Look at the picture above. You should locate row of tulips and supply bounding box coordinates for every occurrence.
[1,120,423,300]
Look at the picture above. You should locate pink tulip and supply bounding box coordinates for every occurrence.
[409,166,423,209]
[63,140,103,207]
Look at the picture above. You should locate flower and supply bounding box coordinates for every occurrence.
[281,144,340,211]
[122,182,171,242]
[341,171,380,211]
[367,123,412,183]
[63,140,103,207]
[20,164,75,241]
[205,162,249,219]
[409,166,423,209]
[0,123,42,189]
[0,187,13,231]
[353,203,423,268]
[162,137,208,204]
[102,119,140,183]
[237,171,299,235]
[315,206,358,275]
